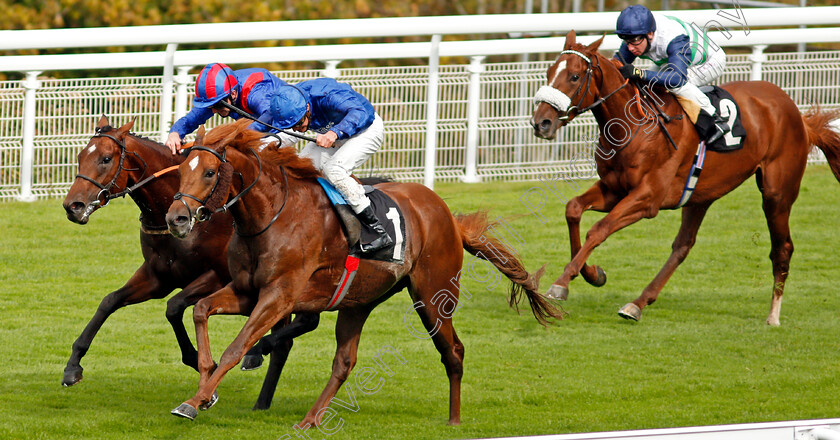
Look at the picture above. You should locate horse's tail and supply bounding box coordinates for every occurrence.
[454,211,566,326]
[802,106,840,182]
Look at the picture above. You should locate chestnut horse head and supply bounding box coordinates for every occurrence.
[529,31,840,326]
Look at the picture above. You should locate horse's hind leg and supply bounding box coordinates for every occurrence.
[300,306,373,427]
[619,203,711,321]
[760,187,798,327]
[406,272,465,426]
[165,271,225,371]
[63,264,167,387]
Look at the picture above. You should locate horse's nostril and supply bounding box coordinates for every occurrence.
[68,202,85,213]
[174,216,188,226]
[539,119,552,131]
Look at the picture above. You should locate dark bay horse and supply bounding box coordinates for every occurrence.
[164,119,563,425]
[530,31,840,325]
[61,115,312,409]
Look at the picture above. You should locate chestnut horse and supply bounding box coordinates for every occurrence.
[164,119,563,425]
[530,32,840,325]
[61,115,312,409]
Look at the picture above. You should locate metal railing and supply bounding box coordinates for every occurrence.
[2,8,839,200]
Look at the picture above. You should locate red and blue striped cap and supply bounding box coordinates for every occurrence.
[194,63,238,108]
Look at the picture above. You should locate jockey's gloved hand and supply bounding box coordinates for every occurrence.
[618,64,645,81]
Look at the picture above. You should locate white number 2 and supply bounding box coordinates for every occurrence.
[718,99,741,147]
[385,207,403,261]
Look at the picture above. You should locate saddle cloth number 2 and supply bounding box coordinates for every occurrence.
[718,99,742,148]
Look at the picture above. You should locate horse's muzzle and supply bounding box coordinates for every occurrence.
[62,199,95,224]
[165,210,194,239]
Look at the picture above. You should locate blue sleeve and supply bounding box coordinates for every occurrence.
[242,82,279,133]
[614,42,637,65]
[169,107,215,137]
[323,90,375,139]
[642,35,691,89]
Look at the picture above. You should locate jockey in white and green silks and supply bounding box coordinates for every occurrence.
[614,5,730,144]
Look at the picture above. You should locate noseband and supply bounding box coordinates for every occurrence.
[534,49,629,121]
[74,129,147,209]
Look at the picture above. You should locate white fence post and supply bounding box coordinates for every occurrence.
[323,60,341,78]
[424,34,442,189]
[462,55,485,183]
[160,43,177,140]
[750,44,768,81]
[174,66,191,122]
[18,70,41,202]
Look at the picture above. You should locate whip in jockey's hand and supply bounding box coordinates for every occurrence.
[163,62,289,155]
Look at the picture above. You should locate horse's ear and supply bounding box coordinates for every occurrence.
[96,115,109,130]
[195,125,206,145]
[587,34,605,52]
[564,30,577,49]
[114,117,135,140]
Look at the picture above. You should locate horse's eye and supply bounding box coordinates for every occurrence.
[571,74,580,82]
[102,156,112,164]
[204,170,216,178]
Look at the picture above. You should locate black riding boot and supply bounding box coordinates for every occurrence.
[695,109,730,145]
[357,206,393,253]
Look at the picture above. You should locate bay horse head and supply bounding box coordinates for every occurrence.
[531,31,622,140]
[166,121,247,238]
[63,115,139,224]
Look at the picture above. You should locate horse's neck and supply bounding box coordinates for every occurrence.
[124,136,180,217]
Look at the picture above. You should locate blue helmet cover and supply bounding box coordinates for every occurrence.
[270,85,308,129]
[616,5,656,37]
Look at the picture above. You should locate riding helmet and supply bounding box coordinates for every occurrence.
[616,5,656,37]
[270,85,308,129]
[193,63,237,108]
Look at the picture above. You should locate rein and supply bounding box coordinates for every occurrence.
[74,130,178,209]
[219,100,317,143]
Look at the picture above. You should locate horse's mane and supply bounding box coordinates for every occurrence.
[204,119,321,180]
[97,125,175,156]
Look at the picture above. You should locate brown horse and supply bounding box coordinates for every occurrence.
[164,119,563,425]
[61,115,313,409]
[530,31,840,325]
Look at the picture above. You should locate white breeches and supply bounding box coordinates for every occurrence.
[669,48,727,115]
[298,113,384,214]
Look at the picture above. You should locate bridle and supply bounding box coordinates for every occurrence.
[74,128,149,210]
[173,145,288,237]
[534,49,630,122]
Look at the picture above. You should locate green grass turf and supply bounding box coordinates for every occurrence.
[1,165,838,440]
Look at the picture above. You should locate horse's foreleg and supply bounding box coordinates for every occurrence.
[551,188,658,293]
[252,319,293,411]
[174,291,291,420]
[243,313,321,371]
[565,183,620,289]
[300,307,372,427]
[618,203,711,321]
[165,271,225,371]
[63,264,166,387]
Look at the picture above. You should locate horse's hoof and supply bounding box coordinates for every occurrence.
[546,284,569,301]
[62,367,83,387]
[592,266,607,287]
[618,303,642,321]
[241,354,264,371]
[171,403,198,420]
[199,391,218,411]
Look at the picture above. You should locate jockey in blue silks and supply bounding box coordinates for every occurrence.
[269,78,392,254]
[165,62,288,154]
[614,5,730,144]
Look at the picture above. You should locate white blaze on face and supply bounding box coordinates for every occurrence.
[189,156,199,171]
[550,60,567,85]
[87,145,97,154]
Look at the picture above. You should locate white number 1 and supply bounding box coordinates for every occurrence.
[385,207,403,261]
